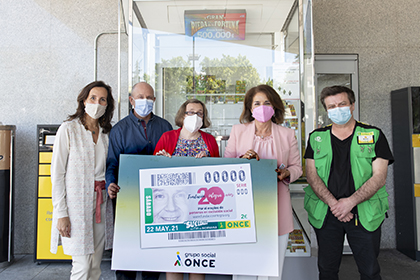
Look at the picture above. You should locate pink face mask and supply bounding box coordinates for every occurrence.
[252,105,275,123]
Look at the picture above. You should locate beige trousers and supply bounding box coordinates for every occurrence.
[70,196,106,280]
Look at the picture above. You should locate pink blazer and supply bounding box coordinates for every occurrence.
[224,121,302,235]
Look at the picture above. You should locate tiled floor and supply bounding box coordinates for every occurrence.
[338,249,420,280]
[0,254,114,280]
[0,249,419,280]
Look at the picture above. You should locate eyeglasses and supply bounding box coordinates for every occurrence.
[185,111,204,118]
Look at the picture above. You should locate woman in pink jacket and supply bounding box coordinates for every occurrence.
[224,84,302,278]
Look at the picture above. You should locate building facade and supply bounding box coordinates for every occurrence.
[1,0,413,255]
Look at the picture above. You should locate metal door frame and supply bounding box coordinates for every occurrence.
[314,54,359,254]
[314,54,359,121]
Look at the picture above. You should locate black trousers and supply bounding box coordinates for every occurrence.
[314,212,382,280]
[115,270,160,280]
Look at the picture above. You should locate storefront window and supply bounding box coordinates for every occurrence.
[127,0,301,143]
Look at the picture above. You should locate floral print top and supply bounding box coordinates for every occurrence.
[173,135,210,157]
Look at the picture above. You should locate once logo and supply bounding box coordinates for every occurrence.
[174,251,182,266]
[184,258,215,268]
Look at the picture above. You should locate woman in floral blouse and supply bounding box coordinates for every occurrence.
[153,98,219,280]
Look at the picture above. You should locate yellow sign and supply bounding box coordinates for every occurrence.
[412,134,420,147]
[225,220,251,229]
[415,184,420,197]
[36,199,71,260]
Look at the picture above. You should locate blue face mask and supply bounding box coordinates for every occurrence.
[134,99,154,117]
[327,106,352,125]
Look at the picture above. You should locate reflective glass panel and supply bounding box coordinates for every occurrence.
[131,0,299,144]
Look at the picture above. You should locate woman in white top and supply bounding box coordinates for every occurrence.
[50,81,115,280]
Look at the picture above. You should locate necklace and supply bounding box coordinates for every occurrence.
[85,120,99,136]
[89,126,99,135]
[256,130,271,138]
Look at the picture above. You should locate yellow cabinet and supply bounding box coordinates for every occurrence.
[38,164,51,176]
[38,177,52,198]
[36,125,68,262]
[39,152,52,163]
[36,199,71,260]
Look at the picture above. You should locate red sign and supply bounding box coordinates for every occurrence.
[185,9,246,41]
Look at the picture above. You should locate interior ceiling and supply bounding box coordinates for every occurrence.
[135,0,295,34]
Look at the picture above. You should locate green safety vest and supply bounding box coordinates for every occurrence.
[304,123,389,232]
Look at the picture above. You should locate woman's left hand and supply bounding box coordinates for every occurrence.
[275,168,290,181]
[195,151,207,158]
[156,149,172,158]
[241,149,260,160]
[57,217,71,238]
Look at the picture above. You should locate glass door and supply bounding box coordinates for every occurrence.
[314,54,359,128]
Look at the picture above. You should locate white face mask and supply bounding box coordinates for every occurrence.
[134,98,154,117]
[327,106,352,125]
[85,103,106,119]
[183,114,203,133]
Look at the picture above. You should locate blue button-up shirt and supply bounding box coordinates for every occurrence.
[105,111,172,188]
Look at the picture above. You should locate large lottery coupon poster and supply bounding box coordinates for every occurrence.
[139,164,255,249]
[112,155,279,276]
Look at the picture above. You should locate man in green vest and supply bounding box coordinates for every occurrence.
[304,86,394,280]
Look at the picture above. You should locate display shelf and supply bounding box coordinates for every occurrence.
[288,184,311,258]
